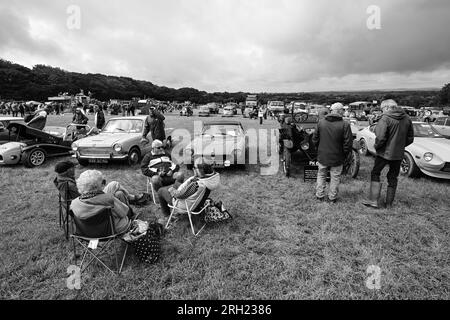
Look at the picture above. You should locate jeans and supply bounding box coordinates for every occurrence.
[316,162,343,201]
[371,156,402,188]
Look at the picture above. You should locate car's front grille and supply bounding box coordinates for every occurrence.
[441,162,450,172]
[79,147,112,156]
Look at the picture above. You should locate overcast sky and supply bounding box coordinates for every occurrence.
[1,0,449,92]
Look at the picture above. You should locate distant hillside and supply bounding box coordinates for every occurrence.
[0,59,247,103]
[0,59,444,107]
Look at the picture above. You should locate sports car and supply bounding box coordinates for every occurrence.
[185,121,246,168]
[356,122,450,179]
[71,116,173,166]
[0,123,72,167]
[0,117,25,145]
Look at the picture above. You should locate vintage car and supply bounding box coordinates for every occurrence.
[185,121,246,168]
[180,106,193,117]
[432,117,450,136]
[422,109,444,123]
[206,103,220,114]
[198,105,211,117]
[0,117,25,145]
[356,122,450,179]
[222,105,235,117]
[243,107,257,119]
[71,116,173,166]
[0,123,73,167]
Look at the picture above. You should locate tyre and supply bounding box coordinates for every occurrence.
[282,148,291,177]
[401,152,421,178]
[127,147,141,166]
[359,138,369,156]
[23,148,47,167]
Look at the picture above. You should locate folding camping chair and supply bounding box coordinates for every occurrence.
[69,207,131,275]
[56,180,72,240]
[166,189,211,237]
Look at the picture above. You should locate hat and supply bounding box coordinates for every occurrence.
[55,161,75,174]
[151,139,164,148]
[330,103,344,111]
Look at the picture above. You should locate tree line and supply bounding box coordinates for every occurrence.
[0,59,448,108]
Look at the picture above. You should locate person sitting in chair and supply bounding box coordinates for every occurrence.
[157,160,220,222]
[53,161,80,208]
[70,170,140,234]
[141,139,182,191]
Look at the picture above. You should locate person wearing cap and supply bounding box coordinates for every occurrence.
[362,99,414,209]
[141,139,182,191]
[53,161,80,207]
[312,102,353,203]
[141,108,166,145]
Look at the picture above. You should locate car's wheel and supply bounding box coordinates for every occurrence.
[401,152,421,178]
[282,148,291,177]
[78,159,89,167]
[359,138,369,156]
[128,147,141,166]
[23,148,46,167]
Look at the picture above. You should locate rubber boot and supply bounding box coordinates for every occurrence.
[385,186,397,208]
[362,181,382,209]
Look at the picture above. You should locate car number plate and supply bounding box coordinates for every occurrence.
[88,159,108,164]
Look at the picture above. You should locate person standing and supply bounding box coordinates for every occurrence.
[312,103,353,203]
[93,104,105,130]
[141,108,166,144]
[362,100,414,209]
[258,106,264,125]
[19,103,25,117]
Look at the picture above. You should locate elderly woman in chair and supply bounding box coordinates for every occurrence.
[70,170,143,234]
[156,161,221,224]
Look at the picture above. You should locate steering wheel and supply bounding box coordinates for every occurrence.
[294,112,309,123]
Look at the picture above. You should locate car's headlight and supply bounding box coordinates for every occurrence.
[424,152,433,162]
[113,144,123,152]
[71,143,78,151]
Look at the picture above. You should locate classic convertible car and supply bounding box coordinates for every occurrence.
[0,123,73,167]
[185,121,246,168]
[71,116,173,166]
[356,122,450,179]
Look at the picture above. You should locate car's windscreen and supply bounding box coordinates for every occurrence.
[103,119,143,133]
[413,123,443,138]
[202,125,242,136]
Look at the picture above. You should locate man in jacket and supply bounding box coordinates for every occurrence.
[93,104,105,130]
[363,100,414,209]
[141,108,166,144]
[312,102,353,203]
[141,139,181,191]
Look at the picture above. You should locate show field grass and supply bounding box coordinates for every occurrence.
[0,112,449,299]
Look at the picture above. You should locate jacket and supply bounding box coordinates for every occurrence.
[169,172,220,211]
[374,107,414,160]
[53,174,80,202]
[312,113,353,167]
[70,193,130,234]
[94,110,105,129]
[141,152,179,177]
[142,111,166,141]
[72,112,88,125]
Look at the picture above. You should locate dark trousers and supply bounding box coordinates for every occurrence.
[158,181,183,216]
[371,156,402,188]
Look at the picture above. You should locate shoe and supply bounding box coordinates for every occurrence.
[316,196,325,202]
[385,186,397,208]
[328,198,337,204]
[362,181,382,209]
[131,193,150,206]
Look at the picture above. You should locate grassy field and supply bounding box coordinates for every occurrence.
[0,112,449,300]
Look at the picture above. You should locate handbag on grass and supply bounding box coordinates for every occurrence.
[124,221,163,264]
[204,199,233,224]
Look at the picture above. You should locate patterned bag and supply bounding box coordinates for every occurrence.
[204,199,233,224]
[130,222,163,264]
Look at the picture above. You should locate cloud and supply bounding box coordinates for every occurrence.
[0,0,449,92]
